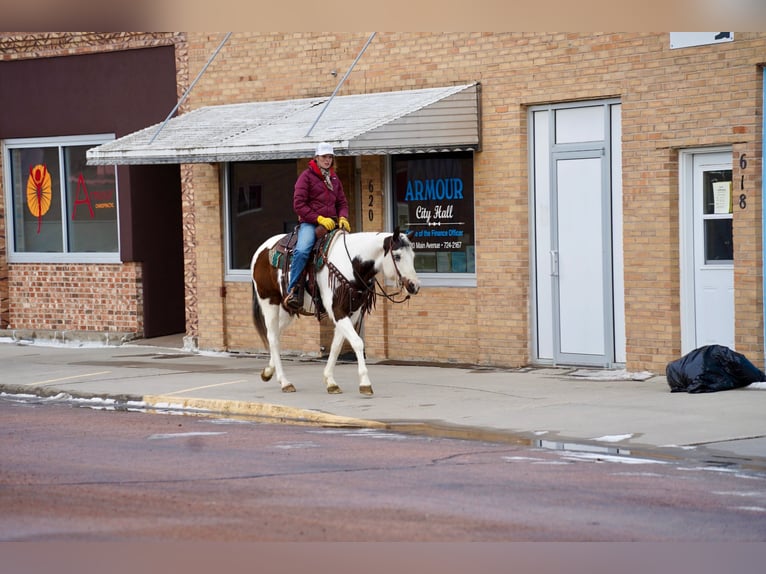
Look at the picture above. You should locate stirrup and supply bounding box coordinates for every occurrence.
[285,286,303,309]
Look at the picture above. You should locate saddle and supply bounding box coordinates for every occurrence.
[269,227,340,316]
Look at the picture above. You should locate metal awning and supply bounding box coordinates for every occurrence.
[87,83,481,165]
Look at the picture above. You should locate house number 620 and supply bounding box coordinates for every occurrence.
[368,180,375,221]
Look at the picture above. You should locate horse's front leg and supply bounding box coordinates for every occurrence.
[322,327,346,394]
[331,316,373,395]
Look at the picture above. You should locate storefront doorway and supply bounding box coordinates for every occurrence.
[531,100,625,367]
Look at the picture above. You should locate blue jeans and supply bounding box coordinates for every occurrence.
[287,222,317,292]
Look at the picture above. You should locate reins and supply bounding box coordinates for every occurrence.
[341,232,411,305]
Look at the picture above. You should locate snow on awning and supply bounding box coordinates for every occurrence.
[87,83,481,165]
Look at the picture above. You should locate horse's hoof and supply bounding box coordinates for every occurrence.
[281,384,296,393]
[326,384,342,394]
[359,386,373,396]
[261,370,273,382]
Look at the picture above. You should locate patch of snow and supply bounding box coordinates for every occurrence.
[591,433,634,442]
[561,452,666,465]
[712,491,765,497]
[732,506,766,512]
[745,382,766,389]
[148,431,226,440]
[569,369,654,381]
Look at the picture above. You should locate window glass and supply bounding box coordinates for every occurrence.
[228,160,297,270]
[10,146,63,252]
[392,153,475,274]
[5,136,117,260]
[704,219,733,262]
[702,169,733,263]
[65,145,118,252]
[555,106,604,143]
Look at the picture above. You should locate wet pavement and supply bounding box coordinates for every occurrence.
[2,334,766,471]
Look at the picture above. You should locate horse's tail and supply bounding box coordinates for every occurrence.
[251,281,269,349]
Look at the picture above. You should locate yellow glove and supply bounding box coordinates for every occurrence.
[339,217,351,232]
[316,215,336,231]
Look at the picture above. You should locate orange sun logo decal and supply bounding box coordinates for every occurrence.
[26,164,52,234]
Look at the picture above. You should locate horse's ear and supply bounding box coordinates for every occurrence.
[392,226,401,239]
[407,230,415,242]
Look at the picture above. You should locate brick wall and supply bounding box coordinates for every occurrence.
[8,262,143,335]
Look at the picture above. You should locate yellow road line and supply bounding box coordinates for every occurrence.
[28,371,112,386]
[163,379,249,396]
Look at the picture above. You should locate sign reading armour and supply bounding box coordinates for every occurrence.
[404,177,464,201]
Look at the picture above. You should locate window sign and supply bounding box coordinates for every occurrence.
[392,153,475,275]
[4,136,118,262]
[670,32,733,49]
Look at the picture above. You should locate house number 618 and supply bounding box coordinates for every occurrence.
[739,153,747,209]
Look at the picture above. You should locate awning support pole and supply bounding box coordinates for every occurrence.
[305,32,376,138]
[149,32,232,145]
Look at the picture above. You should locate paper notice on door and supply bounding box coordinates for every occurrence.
[713,181,732,214]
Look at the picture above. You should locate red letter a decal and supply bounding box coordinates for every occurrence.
[71,173,95,220]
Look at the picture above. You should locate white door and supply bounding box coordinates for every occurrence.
[553,153,609,362]
[691,152,734,349]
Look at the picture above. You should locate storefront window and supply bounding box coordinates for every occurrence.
[392,152,476,278]
[4,136,118,262]
[226,160,297,271]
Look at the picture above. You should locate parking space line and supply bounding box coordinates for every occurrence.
[28,371,112,386]
[163,379,249,396]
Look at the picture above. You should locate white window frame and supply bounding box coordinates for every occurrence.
[222,163,248,282]
[2,134,120,264]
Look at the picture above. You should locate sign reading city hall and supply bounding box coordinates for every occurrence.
[393,153,475,274]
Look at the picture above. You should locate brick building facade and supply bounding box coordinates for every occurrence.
[2,32,764,374]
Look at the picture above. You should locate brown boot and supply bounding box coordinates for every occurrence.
[284,286,304,310]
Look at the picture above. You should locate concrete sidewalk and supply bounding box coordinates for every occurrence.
[2,336,766,470]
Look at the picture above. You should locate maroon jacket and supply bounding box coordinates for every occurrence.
[293,159,349,224]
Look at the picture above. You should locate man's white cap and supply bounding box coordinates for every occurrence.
[315,142,334,156]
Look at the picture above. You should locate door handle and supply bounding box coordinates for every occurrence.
[550,250,559,277]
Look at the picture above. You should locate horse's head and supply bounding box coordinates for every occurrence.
[383,227,420,296]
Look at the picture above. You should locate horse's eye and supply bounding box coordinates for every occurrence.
[394,254,401,262]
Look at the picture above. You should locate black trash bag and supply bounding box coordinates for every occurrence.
[666,344,766,393]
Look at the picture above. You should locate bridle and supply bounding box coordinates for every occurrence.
[342,232,412,304]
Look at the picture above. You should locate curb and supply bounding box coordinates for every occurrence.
[0,384,388,430]
[142,394,389,429]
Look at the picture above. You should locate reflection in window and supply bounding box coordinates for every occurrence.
[705,219,733,262]
[227,161,297,270]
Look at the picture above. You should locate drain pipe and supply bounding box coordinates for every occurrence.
[306,32,376,138]
[150,32,232,144]
[762,67,766,367]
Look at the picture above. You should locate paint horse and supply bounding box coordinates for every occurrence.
[250,227,420,395]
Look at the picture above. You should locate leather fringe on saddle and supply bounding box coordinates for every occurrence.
[326,261,377,317]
